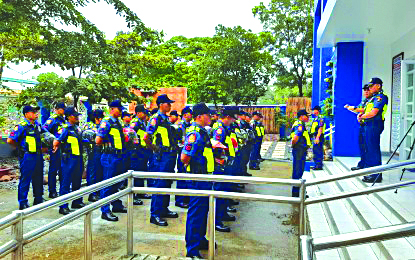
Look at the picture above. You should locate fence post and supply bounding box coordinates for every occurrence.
[208,195,216,260]
[299,179,306,236]
[84,212,92,260]
[11,211,23,260]
[300,235,313,260]
[127,171,134,256]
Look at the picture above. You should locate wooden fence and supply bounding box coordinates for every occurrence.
[286,97,312,118]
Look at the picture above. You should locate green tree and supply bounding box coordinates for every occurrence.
[253,0,314,97]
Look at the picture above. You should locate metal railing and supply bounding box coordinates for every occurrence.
[0,159,415,260]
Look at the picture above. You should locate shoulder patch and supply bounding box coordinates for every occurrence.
[185,145,192,151]
[46,119,52,124]
[58,128,63,134]
[103,117,110,120]
[377,96,382,101]
[217,128,223,135]
[51,114,57,118]
[298,125,303,132]
[14,126,19,131]
[188,134,196,143]
[100,122,107,128]
[150,118,157,126]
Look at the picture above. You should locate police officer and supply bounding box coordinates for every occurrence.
[169,110,180,124]
[210,110,219,127]
[181,103,215,258]
[358,77,388,183]
[238,111,254,177]
[53,107,85,215]
[144,94,178,226]
[43,102,66,199]
[310,106,326,170]
[249,111,265,170]
[96,100,128,222]
[7,106,45,209]
[129,104,152,202]
[175,106,193,208]
[345,84,372,171]
[291,109,311,197]
[122,111,132,127]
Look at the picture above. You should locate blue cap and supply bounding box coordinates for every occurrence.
[221,107,238,119]
[192,103,211,117]
[22,105,40,115]
[93,109,104,119]
[122,111,131,118]
[55,102,66,109]
[109,100,123,108]
[363,84,369,90]
[245,112,252,118]
[252,111,263,117]
[312,106,321,111]
[297,109,309,118]
[135,104,145,113]
[156,94,175,105]
[64,106,81,117]
[181,106,192,115]
[368,77,383,86]
[151,108,158,115]
[210,110,219,115]
[170,110,179,117]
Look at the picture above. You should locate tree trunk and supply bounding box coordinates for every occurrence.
[72,68,76,77]
[0,53,5,82]
[73,94,79,109]
[298,78,303,97]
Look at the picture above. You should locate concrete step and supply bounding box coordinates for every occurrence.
[119,254,191,260]
[322,160,415,259]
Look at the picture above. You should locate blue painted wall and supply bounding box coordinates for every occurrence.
[319,48,333,103]
[333,42,364,157]
[312,5,321,108]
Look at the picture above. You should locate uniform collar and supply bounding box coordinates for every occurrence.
[24,118,35,126]
[157,111,168,120]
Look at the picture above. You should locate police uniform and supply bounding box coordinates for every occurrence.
[249,112,265,170]
[97,101,128,221]
[354,90,371,170]
[146,94,178,226]
[310,107,326,170]
[240,113,255,176]
[291,110,311,197]
[43,102,66,198]
[56,110,84,214]
[8,106,45,209]
[182,104,215,258]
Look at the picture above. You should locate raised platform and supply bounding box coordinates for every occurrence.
[304,156,415,259]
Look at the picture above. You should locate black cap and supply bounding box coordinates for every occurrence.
[297,109,309,118]
[156,94,175,105]
[135,104,145,113]
[245,112,252,118]
[368,77,383,86]
[221,107,238,119]
[109,100,123,109]
[211,110,219,115]
[22,105,40,115]
[64,106,81,117]
[252,111,262,117]
[122,111,131,118]
[363,84,370,90]
[55,102,66,109]
[181,106,192,115]
[151,108,158,115]
[193,103,211,117]
[312,105,321,111]
[170,110,179,117]
[93,109,104,119]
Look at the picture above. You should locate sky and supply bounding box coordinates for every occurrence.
[3,0,270,89]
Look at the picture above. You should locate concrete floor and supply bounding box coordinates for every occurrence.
[0,160,298,260]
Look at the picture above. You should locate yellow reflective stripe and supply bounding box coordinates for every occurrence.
[153,126,170,147]
[256,126,262,136]
[25,136,37,152]
[382,104,388,120]
[137,129,147,147]
[203,147,214,173]
[225,136,235,157]
[365,103,374,114]
[109,128,123,150]
[260,126,265,136]
[67,136,80,155]
[303,130,312,146]
[187,164,191,172]
[311,121,318,134]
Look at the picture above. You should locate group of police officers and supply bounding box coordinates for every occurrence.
[7,94,266,258]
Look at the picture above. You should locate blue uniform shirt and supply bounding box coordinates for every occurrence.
[43,114,65,135]
[57,122,82,154]
[97,116,124,148]
[370,91,388,122]
[182,122,210,174]
[212,120,227,143]
[146,111,169,135]
[9,119,44,152]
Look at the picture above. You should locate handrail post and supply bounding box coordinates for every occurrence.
[11,210,23,260]
[127,171,134,256]
[300,235,313,260]
[208,195,216,260]
[84,212,92,260]
[299,179,306,236]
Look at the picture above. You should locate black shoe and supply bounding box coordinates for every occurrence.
[49,192,59,199]
[161,210,179,218]
[227,206,237,213]
[199,240,218,250]
[237,184,245,189]
[249,167,260,170]
[362,176,382,183]
[230,200,239,206]
[222,214,236,222]
[351,166,362,171]
[260,158,266,162]
[136,194,152,199]
[88,194,100,202]
[112,206,128,213]
[311,166,323,170]
[33,197,46,205]
[245,172,252,176]
[71,202,86,209]
[175,202,189,208]
[101,212,118,222]
[215,224,231,232]
[292,192,309,198]
[133,198,143,205]
[150,216,168,226]
[59,208,72,215]
[19,204,29,210]
[186,252,203,259]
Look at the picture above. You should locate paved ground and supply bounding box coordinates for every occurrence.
[0,160,298,260]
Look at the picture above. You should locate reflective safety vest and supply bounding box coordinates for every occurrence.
[290,120,311,147]
[131,118,147,147]
[310,116,326,136]
[61,124,82,155]
[151,114,173,148]
[253,121,264,137]
[212,121,236,157]
[103,117,125,150]
[186,125,215,174]
[19,121,41,153]
[364,97,388,121]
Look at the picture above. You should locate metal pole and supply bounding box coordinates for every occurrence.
[208,195,216,260]
[299,179,306,236]
[127,172,134,256]
[11,211,23,260]
[84,212,92,260]
[300,235,313,260]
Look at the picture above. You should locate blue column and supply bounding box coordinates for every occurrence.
[312,1,322,108]
[320,48,333,103]
[333,42,364,157]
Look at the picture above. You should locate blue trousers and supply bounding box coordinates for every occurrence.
[100,153,125,213]
[249,139,262,168]
[365,121,384,178]
[149,151,177,217]
[292,147,307,194]
[212,169,230,225]
[60,155,83,209]
[18,153,44,206]
[48,149,61,194]
[130,148,152,187]
[240,144,252,174]
[357,124,367,168]
[86,147,103,196]
[313,140,324,168]
[176,148,190,204]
